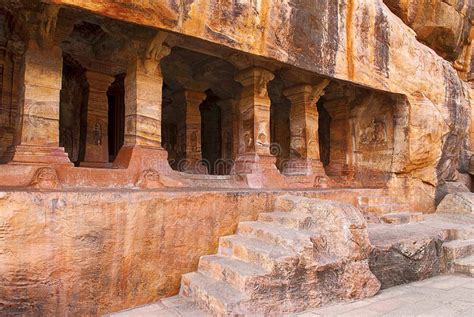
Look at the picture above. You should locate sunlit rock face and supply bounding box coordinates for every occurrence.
[44,0,473,201]
[0,0,472,315]
[383,0,473,61]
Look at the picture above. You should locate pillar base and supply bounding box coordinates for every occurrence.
[113,145,172,172]
[283,159,326,177]
[5,145,73,166]
[232,153,277,175]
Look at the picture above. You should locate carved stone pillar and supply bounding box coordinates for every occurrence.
[0,39,23,159]
[217,99,235,161]
[216,99,235,174]
[113,32,172,172]
[232,67,276,174]
[4,4,72,165]
[81,71,114,167]
[283,81,329,176]
[326,100,353,177]
[173,89,207,173]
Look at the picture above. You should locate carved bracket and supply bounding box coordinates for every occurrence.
[141,32,171,74]
[37,3,60,49]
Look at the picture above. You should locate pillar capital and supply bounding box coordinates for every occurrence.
[85,71,115,92]
[137,32,171,76]
[234,67,275,92]
[34,3,60,50]
[179,89,207,104]
[283,79,330,104]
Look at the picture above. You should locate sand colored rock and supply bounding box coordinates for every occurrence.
[437,192,474,214]
[0,0,472,316]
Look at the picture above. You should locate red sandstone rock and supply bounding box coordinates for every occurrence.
[180,195,380,315]
[0,0,472,316]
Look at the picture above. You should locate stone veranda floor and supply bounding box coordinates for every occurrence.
[109,274,474,317]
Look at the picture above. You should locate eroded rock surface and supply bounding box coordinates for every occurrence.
[383,0,473,62]
[437,192,474,214]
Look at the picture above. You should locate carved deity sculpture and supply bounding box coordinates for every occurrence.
[93,122,102,146]
[360,118,387,146]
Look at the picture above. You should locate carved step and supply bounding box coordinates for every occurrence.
[364,204,411,214]
[443,239,474,266]
[357,194,410,214]
[180,272,245,316]
[218,235,297,271]
[258,211,316,230]
[453,255,474,277]
[237,221,313,251]
[198,254,268,292]
[380,212,425,224]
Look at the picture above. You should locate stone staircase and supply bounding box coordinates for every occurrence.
[437,192,474,277]
[442,239,474,277]
[178,195,381,316]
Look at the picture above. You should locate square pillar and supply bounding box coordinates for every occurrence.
[283,82,328,176]
[232,67,276,174]
[123,57,165,148]
[113,37,172,172]
[174,89,207,174]
[5,40,71,165]
[81,71,114,167]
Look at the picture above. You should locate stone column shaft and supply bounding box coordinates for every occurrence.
[123,57,164,148]
[184,90,206,162]
[113,34,172,173]
[233,67,276,174]
[6,40,71,165]
[283,81,328,176]
[81,71,114,167]
[173,89,207,174]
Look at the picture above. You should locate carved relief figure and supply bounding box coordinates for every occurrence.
[290,127,305,157]
[136,169,164,189]
[256,120,269,148]
[93,122,102,146]
[190,130,198,153]
[243,118,254,152]
[359,118,387,146]
[29,167,60,189]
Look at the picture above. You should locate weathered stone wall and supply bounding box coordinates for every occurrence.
[383,0,473,61]
[0,188,381,316]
